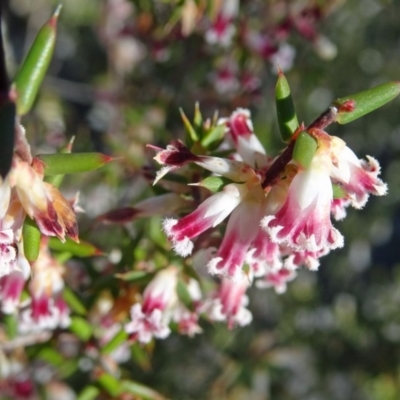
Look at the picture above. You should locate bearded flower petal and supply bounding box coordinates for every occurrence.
[262,155,344,252]
[163,183,246,257]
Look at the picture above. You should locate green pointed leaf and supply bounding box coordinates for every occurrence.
[131,343,152,370]
[4,314,18,339]
[69,316,93,341]
[45,136,75,187]
[115,270,151,282]
[275,71,299,142]
[193,102,203,130]
[48,237,102,257]
[180,108,199,142]
[101,328,128,355]
[63,287,87,315]
[37,152,113,175]
[22,217,41,262]
[292,131,317,169]
[97,373,121,397]
[190,176,230,192]
[13,6,61,115]
[37,348,64,366]
[334,81,400,124]
[77,386,100,400]
[332,183,347,199]
[176,279,193,310]
[200,124,225,149]
[0,101,15,179]
[120,380,168,400]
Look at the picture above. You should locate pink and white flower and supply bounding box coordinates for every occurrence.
[149,105,388,322]
[204,0,238,47]
[262,148,344,252]
[330,136,387,208]
[256,268,297,294]
[125,266,179,343]
[207,190,266,280]
[204,275,252,328]
[163,183,247,257]
[219,108,268,169]
[19,240,70,332]
[211,61,240,95]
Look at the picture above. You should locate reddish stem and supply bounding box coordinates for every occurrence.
[261,141,295,189]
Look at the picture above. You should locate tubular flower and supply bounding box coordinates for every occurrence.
[125,267,174,343]
[329,135,387,208]
[10,156,78,242]
[207,187,266,280]
[203,275,252,329]
[163,183,247,257]
[19,239,70,332]
[0,197,30,312]
[125,268,203,343]
[1,122,79,244]
[150,106,387,304]
[0,122,80,316]
[204,0,238,47]
[219,108,268,168]
[262,145,344,252]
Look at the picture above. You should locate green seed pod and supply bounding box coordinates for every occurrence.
[275,71,299,142]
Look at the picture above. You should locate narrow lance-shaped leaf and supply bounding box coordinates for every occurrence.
[101,328,128,355]
[48,237,102,257]
[37,152,113,175]
[292,131,318,170]
[193,101,203,130]
[189,176,231,192]
[63,287,87,315]
[13,5,62,115]
[45,136,75,187]
[275,70,299,142]
[97,373,121,397]
[23,217,41,262]
[176,279,194,311]
[69,316,93,341]
[77,386,100,400]
[180,108,199,143]
[334,81,400,124]
[120,380,167,400]
[200,124,225,149]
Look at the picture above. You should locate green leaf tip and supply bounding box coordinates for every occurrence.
[275,72,299,142]
[334,81,400,124]
[179,107,199,142]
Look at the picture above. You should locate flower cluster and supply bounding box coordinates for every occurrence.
[123,106,387,341]
[0,122,78,330]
